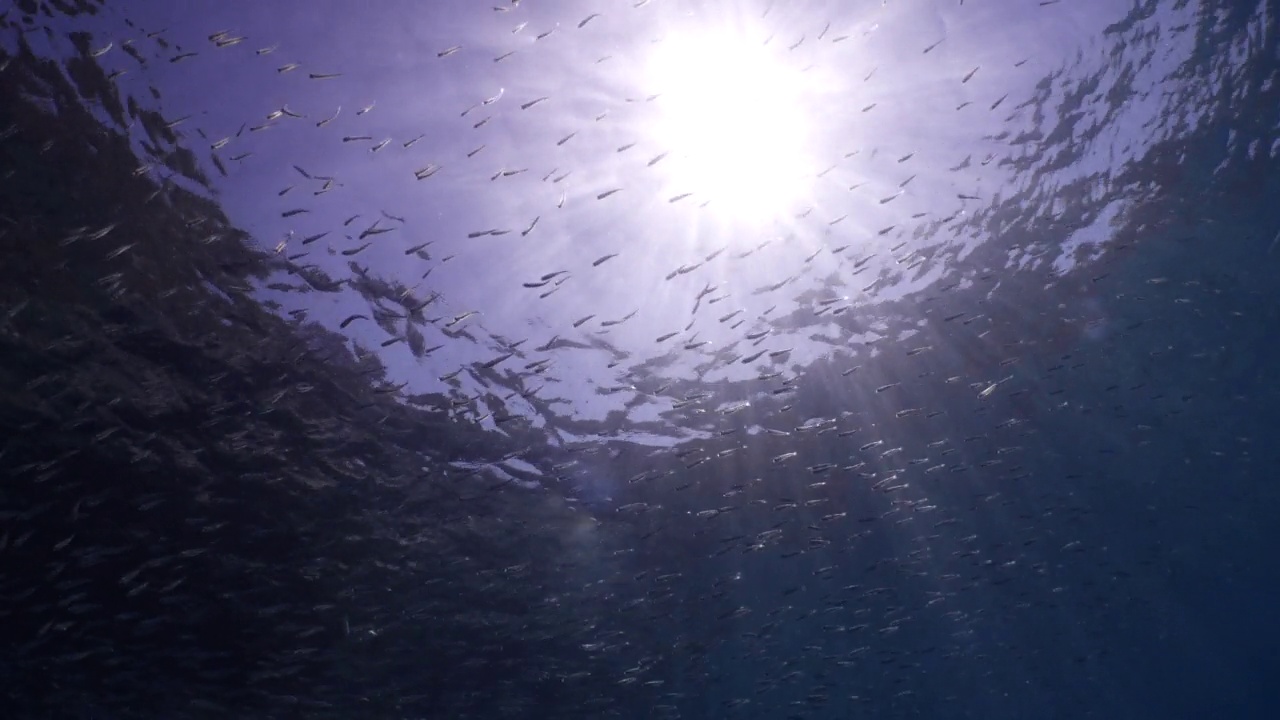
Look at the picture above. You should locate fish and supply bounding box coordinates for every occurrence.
[1,4,1255,719]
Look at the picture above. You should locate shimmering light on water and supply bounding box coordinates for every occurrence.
[3,1,1279,718]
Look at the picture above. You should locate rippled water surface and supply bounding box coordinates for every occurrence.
[2,0,1279,718]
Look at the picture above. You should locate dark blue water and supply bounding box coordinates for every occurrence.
[1,0,1279,718]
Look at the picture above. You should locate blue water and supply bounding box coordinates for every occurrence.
[1,0,1279,718]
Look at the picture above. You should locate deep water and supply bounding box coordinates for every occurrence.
[1,0,1279,718]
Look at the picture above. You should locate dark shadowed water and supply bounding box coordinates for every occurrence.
[2,0,1279,718]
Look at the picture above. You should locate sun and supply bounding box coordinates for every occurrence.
[646,27,818,225]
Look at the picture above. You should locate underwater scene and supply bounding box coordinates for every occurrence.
[1,0,1278,718]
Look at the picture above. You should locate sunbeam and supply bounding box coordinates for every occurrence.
[646,26,821,226]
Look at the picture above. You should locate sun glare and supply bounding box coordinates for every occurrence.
[648,29,817,225]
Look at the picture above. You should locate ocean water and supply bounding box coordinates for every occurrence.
[1,0,1278,718]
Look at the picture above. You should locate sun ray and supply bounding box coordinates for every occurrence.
[646,25,821,227]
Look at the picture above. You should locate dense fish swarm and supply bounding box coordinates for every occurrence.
[2,0,1279,718]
